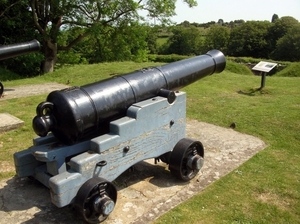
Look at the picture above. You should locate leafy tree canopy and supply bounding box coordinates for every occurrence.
[162,26,203,55]
[271,24,300,62]
[0,0,43,76]
[1,0,197,73]
[227,21,272,58]
[269,16,299,41]
[203,25,230,54]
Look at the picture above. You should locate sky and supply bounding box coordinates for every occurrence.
[167,0,300,24]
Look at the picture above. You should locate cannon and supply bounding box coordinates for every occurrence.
[0,40,41,97]
[14,50,226,223]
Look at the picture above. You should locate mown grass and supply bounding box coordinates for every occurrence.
[0,60,299,222]
[275,62,300,77]
[1,61,164,87]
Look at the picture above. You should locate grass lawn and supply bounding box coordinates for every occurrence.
[0,60,299,223]
[155,69,300,223]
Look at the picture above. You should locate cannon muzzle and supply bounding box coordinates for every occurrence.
[33,50,226,145]
[0,39,40,60]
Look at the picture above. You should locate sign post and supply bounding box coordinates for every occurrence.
[252,61,277,89]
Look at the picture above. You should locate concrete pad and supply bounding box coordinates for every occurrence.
[0,113,24,132]
[0,120,266,223]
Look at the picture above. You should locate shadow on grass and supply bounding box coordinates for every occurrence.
[2,88,15,92]
[237,87,269,96]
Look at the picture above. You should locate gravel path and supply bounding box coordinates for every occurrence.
[0,83,70,100]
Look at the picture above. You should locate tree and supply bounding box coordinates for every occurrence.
[162,26,203,55]
[57,22,158,64]
[1,0,197,73]
[145,25,160,54]
[227,21,271,58]
[271,14,279,23]
[217,19,224,26]
[0,0,43,76]
[271,24,300,61]
[267,16,299,54]
[94,23,150,62]
[0,0,31,44]
[203,25,230,54]
[181,20,190,27]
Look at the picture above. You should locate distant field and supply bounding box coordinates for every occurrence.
[157,37,169,48]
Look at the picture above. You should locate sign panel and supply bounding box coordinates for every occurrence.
[252,61,277,73]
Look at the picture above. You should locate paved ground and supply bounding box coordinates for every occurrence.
[0,83,267,224]
[0,113,24,132]
[0,83,70,100]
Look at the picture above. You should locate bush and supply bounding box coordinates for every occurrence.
[0,52,44,77]
[0,67,22,81]
[147,54,189,63]
[227,56,262,64]
[57,50,88,65]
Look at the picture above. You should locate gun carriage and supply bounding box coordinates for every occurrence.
[14,50,226,223]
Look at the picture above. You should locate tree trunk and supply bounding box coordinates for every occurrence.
[42,40,57,73]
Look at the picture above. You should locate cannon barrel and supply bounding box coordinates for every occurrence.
[33,50,226,145]
[0,39,40,60]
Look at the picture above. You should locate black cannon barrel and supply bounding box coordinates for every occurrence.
[33,50,226,145]
[0,39,40,60]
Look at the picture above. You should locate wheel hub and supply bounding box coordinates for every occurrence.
[169,138,204,181]
[187,155,204,170]
[93,196,115,216]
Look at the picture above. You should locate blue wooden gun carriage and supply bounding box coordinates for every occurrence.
[14,50,226,223]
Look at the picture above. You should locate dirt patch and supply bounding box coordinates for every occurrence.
[0,84,267,223]
[254,191,292,211]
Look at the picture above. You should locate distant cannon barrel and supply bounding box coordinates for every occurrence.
[0,39,40,60]
[0,40,40,97]
[33,50,226,145]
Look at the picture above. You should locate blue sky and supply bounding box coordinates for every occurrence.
[169,0,300,23]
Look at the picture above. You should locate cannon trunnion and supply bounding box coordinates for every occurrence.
[14,50,226,223]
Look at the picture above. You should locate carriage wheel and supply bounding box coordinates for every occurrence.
[74,177,117,223]
[169,138,204,181]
